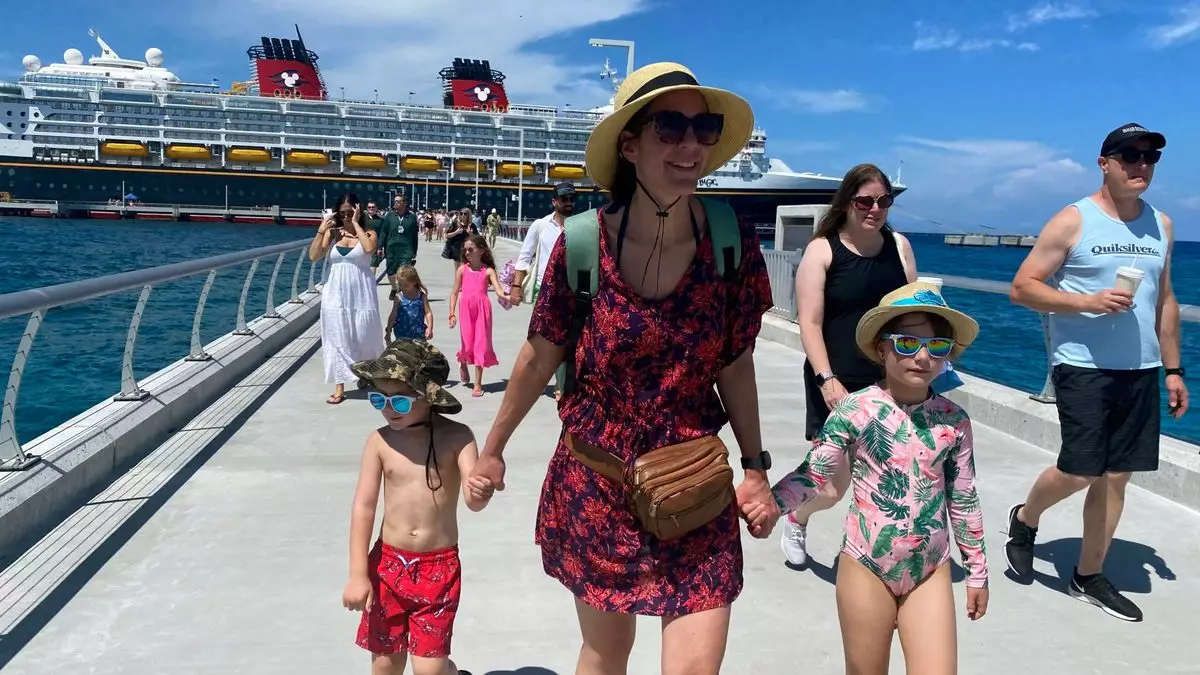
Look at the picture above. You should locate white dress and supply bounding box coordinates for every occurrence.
[321,242,385,385]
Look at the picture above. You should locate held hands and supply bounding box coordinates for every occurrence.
[470,452,506,492]
[465,474,496,510]
[1087,288,1133,314]
[966,586,989,621]
[342,574,373,613]
[508,288,523,306]
[735,472,780,539]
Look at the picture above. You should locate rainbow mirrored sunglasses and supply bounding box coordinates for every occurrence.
[882,333,955,359]
[368,392,419,414]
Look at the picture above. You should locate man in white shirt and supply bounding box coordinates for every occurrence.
[509,182,576,400]
[509,182,576,306]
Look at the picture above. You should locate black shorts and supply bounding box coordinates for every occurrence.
[803,360,876,441]
[1053,364,1161,476]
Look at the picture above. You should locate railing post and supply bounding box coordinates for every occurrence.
[0,311,45,471]
[233,258,260,336]
[288,249,306,304]
[264,252,286,319]
[306,254,318,293]
[1029,312,1057,404]
[114,285,152,401]
[185,269,217,362]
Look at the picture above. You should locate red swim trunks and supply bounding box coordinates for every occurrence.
[356,541,461,658]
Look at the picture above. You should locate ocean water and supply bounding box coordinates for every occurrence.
[1,218,1198,448]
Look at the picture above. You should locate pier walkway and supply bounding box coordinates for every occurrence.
[1,238,1198,674]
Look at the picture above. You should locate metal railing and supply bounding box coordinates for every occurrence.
[760,250,1200,407]
[0,239,324,471]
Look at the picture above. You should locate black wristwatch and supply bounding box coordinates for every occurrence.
[815,371,837,387]
[741,451,772,471]
[1166,367,1186,378]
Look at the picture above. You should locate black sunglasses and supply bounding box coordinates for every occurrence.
[1109,148,1161,165]
[851,194,895,211]
[642,110,724,146]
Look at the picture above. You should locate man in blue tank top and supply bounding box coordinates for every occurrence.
[1004,123,1188,622]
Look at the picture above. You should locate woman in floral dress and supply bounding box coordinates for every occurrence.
[472,63,778,674]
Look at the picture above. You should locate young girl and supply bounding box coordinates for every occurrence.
[448,235,506,397]
[772,281,988,675]
[386,265,434,342]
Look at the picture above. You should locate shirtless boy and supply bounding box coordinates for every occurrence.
[342,339,495,675]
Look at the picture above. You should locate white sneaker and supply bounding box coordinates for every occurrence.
[780,516,808,566]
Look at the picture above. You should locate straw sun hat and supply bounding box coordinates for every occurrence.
[855,282,980,364]
[584,62,755,191]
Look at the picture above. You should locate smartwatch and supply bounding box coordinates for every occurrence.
[741,451,772,471]
[1165,367,1186,378]
[816,371,837,387]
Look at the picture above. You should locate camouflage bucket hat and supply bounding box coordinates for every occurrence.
[350,339,462,415]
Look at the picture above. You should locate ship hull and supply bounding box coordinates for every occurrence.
[0,162,838,225]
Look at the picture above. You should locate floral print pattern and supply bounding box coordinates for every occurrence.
[772,385,988,595]
[527,208,773,616]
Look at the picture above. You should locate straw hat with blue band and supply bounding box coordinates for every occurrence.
[855,282,980,364]
[584,62,755,192]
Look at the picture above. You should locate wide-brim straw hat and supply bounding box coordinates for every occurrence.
[584,62,755,192]
[855,282,980,364]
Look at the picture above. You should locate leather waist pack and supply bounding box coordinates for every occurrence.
[566,433,734,540]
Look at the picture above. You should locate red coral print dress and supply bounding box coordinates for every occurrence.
[528,207,773,616]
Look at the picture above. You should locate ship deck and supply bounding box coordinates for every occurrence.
[1,239,1197,674]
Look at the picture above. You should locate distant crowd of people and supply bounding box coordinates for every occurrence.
[305,62,1185,675]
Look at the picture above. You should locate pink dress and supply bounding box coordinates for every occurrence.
[456,265,499,367]
[772,384,988,597]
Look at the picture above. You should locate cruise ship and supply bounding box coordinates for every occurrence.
[0,27,874,225]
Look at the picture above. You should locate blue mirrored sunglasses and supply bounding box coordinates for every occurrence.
[368,392,418,414]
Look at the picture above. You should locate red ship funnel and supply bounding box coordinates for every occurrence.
[246,30,326,100]
[441,58,509,112]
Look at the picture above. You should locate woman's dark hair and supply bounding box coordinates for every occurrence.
[460,233,497,269]
[879,312,955,342]
[813,163,894,240]
[608,104,657,206]
[332,192,366,230]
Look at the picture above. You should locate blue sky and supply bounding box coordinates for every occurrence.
[6,1,1200,238]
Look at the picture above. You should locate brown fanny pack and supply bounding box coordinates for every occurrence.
[566,432,734,540]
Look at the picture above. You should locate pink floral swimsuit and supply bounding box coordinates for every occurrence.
[772,385,989,596]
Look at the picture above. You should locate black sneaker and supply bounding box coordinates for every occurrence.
[1070,570,1143,622]
[1004,503,1037,577]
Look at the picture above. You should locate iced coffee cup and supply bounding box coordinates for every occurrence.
[1115,266,1144,294]
[918,276,944,290]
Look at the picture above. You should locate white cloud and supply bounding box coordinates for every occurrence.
[1177,195,1200,210]
[784,89,869,114]
[888,136,1093,230]
[190,0,648,108]
[1007,3,1097,32]
[1147,4,1200,48]
[912,22,1040,52]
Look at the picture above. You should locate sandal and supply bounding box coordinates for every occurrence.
[472,388,484,398]
[326,394,345,405]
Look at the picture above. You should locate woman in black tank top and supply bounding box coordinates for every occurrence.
[780,163,917,567]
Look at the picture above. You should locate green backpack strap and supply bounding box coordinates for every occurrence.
[561,209,600,394]
[699,197,742,281]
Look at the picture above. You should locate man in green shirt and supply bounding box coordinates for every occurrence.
[374,194,419,300]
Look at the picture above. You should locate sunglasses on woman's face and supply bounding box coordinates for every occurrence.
[851,194,894,211]
[643,110,724,146]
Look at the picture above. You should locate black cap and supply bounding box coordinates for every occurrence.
[553,182,577,198]
[1100,123,1166,157]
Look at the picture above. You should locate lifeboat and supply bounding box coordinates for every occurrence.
[165,144,212,161]
[286,150,329,166]
[400,157,441,172]
[454,158,484,172]
[497,162,534,177]
[99,141,148,158]
[548,165,586,180]
[228,147,271,163]
[345,153,387,169]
